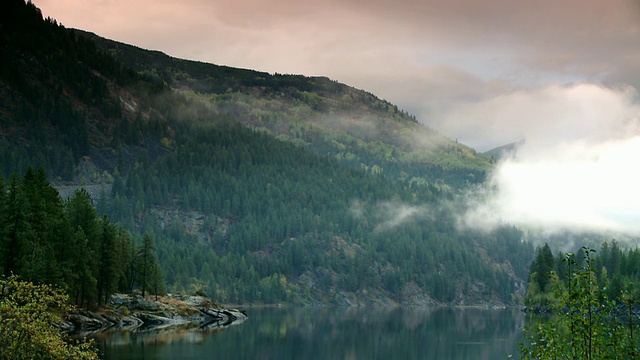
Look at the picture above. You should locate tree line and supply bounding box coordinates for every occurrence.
[1,0,535,306]
[101,118,533,305]
[526,240,640,308]
[0,167,163,308]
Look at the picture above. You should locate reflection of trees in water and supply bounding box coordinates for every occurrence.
[92,325,224,348]
[97,308,525,360]
[241,307,524,360]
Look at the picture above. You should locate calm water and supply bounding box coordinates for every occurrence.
[93,307,525,360]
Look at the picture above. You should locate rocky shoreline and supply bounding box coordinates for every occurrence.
[62,293,247,336]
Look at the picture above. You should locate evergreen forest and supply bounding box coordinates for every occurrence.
[0,0,537,306]
[526,240,640,308]
[520,244,640,359]
[0,167,162,309]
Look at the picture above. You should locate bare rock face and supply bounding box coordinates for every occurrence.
[401,282,438,306]
[64,293,247,335]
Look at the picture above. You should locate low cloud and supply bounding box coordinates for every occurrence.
[373,201,426,233]
[350,200,432,233]
[460,83,640,235]
[32,0,640,240]
[437,83,640,151]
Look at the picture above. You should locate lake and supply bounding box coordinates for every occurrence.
[93,307,525,360]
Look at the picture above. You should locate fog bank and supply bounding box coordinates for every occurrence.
[461,84,640,235]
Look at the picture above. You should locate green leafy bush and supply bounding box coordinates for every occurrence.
[519,247,639,359]
[0,275,98,360]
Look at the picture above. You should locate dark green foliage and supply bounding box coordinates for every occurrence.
[138,233,162,298]
[0,169,165,308]
[0,173,24,278]
[0,0,537,305]
[100,118,533,305]
[526,243,557,302]
[18,167,65,285]
[0,275,99,360]
[0,0,160,180]
[96,216,118,305]
[65,188,100,307]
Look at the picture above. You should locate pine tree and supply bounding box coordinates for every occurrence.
[0,172,25,278]
[65,189,99,307]
[531,243,556,292]
[96,216,118,306]
[149,260,165,301]
[115,227,135,293]
[19,167,64,284]
[138,233,160,298]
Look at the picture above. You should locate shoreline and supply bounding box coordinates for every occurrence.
[64,293,248,336]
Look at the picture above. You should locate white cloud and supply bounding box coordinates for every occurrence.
[461,84,640,234]
[350,200,431,233]
[437,83,640,151]
[373,202,425,233]
[31,0,640,238]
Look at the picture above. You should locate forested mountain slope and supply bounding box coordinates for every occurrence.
[81,30,493,190]
[0,0,533,305]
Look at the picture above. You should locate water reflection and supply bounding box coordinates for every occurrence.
[95,307,525,360]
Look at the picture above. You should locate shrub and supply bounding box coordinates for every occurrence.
[519,247,639,359]
[0,275,99,360]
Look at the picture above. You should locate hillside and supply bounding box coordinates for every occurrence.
[0,0,533,305]
[81,30,493,190]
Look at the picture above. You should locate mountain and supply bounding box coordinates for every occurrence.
[484,140,524,161]
[79,29,494,190]
[0,0,533,305]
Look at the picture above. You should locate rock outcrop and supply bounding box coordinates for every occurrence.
[65,293,247,335]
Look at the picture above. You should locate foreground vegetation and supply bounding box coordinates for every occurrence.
[0,275,98,360]
[526,241,640,308]
[520,246,640,359]
[0,167,165,359]
[0,167,163,309]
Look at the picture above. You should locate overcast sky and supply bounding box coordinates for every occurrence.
[34,0,640,235]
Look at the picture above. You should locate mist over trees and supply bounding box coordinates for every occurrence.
[0,0,535,306]
[99,118,533,304]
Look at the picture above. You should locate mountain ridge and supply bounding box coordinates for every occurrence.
[76,28,493,189]
[0,0,533,306]
[484,140,524,160]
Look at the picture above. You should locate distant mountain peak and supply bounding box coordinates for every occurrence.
[484,139,525,160]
